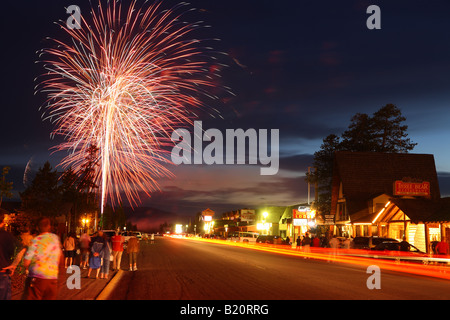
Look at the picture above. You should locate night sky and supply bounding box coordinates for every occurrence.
[2,0,450,230]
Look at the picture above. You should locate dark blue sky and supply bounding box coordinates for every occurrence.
[2,0,450,228]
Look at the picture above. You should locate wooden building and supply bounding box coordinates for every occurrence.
[330,151,450,253]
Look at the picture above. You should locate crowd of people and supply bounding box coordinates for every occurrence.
[0,212,141,300]
[285,233,351,249]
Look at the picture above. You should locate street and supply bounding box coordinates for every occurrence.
[106,236,450,300]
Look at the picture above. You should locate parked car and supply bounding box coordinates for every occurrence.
[132,231,142,240]
[228,232,259,243]
[256,235,285,244]
[353,236,399,249]
[90,230,116,238]
[239,232,259,243]
[372,241,425,254]
[101,230,117,239]
[121,231,143,241]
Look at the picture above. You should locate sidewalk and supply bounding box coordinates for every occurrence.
[12,267,124,300]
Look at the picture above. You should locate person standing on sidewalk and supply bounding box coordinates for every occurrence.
[328,235,340,262]
[436,239,449,255]
[22,217,63,300]
[100,234,112,279]
[0,212,20,300]
[302,232,311,253]
[127,235,139,271]
[79,232,91,269]
[63,232,76,268]
[87,231,105,279]
[111,231,125,271]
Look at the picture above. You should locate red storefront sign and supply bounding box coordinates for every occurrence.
[293,209,314,219]
[394,180,430,197]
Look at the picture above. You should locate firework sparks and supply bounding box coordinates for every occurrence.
[36,0,222,212]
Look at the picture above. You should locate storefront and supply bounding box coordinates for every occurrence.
[292,207,315,234]
[330,152,450,253]
[202,208,215,235]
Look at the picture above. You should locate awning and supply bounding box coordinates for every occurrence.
[350,212,378,225]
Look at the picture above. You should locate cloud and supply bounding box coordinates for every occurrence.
[134,163,312,218]
[438,172,450,198]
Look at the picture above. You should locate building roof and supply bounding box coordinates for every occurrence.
[389,198,438,224]
[331,152,441,220]
[364,197,450,224]
[420,197,450,223]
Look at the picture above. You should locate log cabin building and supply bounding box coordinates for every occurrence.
[331,151,450,253]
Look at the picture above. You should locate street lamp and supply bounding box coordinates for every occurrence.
[257,211,270,235]
[82,218,90,234]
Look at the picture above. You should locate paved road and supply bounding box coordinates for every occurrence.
[106,236,450,300]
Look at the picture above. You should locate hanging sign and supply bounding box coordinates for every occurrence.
[394,181,430,197]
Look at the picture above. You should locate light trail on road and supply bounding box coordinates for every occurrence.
[168,235,450,281]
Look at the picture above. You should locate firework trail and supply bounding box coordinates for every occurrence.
[36,0,222,212]
[23,156,36,187]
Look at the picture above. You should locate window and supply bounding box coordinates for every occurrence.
[337,202,349,221]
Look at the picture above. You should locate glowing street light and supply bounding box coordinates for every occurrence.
[257,211,270,235]
[82,217,90,234]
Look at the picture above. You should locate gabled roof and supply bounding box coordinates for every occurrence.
[388,198,438,224]
[331,152,440,219]
[256,206,288,223]
[279,204,305,220]
[335,151,440,200]
[420,197,450,223]
[368,198,450,224]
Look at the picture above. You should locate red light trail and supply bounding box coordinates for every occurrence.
[173,236,450,281]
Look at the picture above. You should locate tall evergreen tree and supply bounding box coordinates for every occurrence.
[371,104,417,152]
[307,104,416,217]
[60,145,100,231]
[307,134,342,215]
[0,166,13,207]
[20,162,61,217]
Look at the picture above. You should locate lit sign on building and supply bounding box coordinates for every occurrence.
[292,208,316,227]
[293,219,308,226]
[394,181,430,197]
[240,209,256,222]
[293,209,315,219]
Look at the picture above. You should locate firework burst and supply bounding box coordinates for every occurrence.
[36,0,222,211]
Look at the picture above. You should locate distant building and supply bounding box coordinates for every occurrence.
[201,208,215,234]
[330,151,450,252]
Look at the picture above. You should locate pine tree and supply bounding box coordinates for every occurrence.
[0,166,13,207]
[20,162,60,217]
[307,104,416,217]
